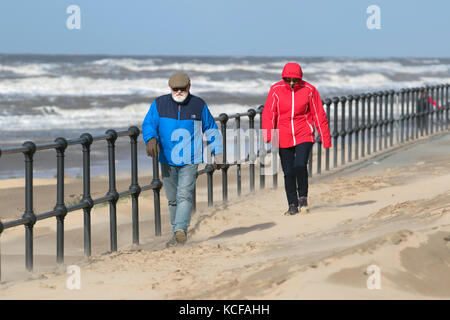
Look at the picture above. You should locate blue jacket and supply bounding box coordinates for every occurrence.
[142,93,223,166]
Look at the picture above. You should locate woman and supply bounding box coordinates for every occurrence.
[262,62,332,215]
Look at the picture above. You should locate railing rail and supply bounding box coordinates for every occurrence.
[0,83,448,281]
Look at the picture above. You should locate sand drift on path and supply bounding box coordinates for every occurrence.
[1,134,450,299]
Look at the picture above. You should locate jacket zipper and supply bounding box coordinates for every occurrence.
[291,88,296,145]
[178,105,181,120]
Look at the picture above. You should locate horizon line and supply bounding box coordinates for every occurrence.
[1,52,449,60]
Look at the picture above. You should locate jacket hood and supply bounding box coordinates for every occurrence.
[281,62,303,80]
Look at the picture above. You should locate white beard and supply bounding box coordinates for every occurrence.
[172,91,188,103]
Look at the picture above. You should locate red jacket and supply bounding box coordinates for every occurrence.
[262,63,332,149]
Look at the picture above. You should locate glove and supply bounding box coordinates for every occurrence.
[212,161,223,171]
[146,138,160,157]
[212,153,225,170]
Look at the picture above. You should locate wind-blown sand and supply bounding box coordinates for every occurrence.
[0,132,449,299]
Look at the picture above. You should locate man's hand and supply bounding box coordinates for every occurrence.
[146,138,160,157]
[212,153,225,170]
[212,161,223,171]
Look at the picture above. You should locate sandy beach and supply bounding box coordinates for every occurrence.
[0,131,449,299]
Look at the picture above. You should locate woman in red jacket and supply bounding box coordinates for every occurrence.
[262,62,332,215]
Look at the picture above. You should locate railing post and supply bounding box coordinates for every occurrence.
[317,135,322,175]
[412,88,418,140]
[340,96,347,166]
[438,85,443,131]
[192,183,197,213]
[248,109,256,192]
[406,89,411,141]
[22,141,36,272]
[207,165,213,207]
[54,137,68,265]
[442,84,446,130]
[325,99,331,171]
[347,95,353,163]
[446,84,449,130]
[434,85,438,132]
[367,93,372,155]
[128,126,141,245]
[430,86,434,135]
[152,155,162,237]
[360,95,366,159]
[437,85,441,131]
[415,88,421,139]
[373,92,379,152]
[308,141,313,177]
[389,90,395,147]
[80,133,94,257]
[384,90,389,148]
[272,127,278,187]
[425,86,431,136]
[332,97,339,168]
[257,106,265,190]
[400,89,405,143]
[377,92,383,150]
[440,85,443,128]
[433,86,438,132]
[0,147,2,282]
[235,116,242,196]
[430,86,435,134]
[354,95,360,161]
[441,84,446,130]
[0,218,3,282]
[106,129,119,252]
[423,86,428,137]
[219,113,229,202]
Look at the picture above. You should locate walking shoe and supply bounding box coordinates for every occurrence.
[166,236,178,248]
[284,204,299,216]
[298,196,309,214]
[174,229,187,245]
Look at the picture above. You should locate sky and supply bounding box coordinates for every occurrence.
[0,0,449,57]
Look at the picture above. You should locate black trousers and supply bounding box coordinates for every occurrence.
[279,142,313,206]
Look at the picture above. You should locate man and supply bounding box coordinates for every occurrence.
[142,72,223,247]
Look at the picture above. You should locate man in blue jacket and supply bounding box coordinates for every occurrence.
[142,72,223,247]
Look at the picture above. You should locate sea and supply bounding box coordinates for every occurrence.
[0,54,449,178]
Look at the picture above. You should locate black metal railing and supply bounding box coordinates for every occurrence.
[0,83,448,281]
[320,84,449,172]
[0,127,163,279]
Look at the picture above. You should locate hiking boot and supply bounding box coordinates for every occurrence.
[166,236,178,248]
[284,204,299,216]
[298,196,309,214]
[174,229,187,245]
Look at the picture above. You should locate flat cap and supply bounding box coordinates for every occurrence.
[168,72,190,88]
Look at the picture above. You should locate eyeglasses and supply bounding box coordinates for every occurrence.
[171,87,188,92]
[283,78,301,84]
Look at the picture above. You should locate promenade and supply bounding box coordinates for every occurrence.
[1,130,449,299]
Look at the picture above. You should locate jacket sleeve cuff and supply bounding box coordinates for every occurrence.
[323,142,332,149]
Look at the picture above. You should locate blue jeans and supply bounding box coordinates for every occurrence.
[161,163,198,235]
